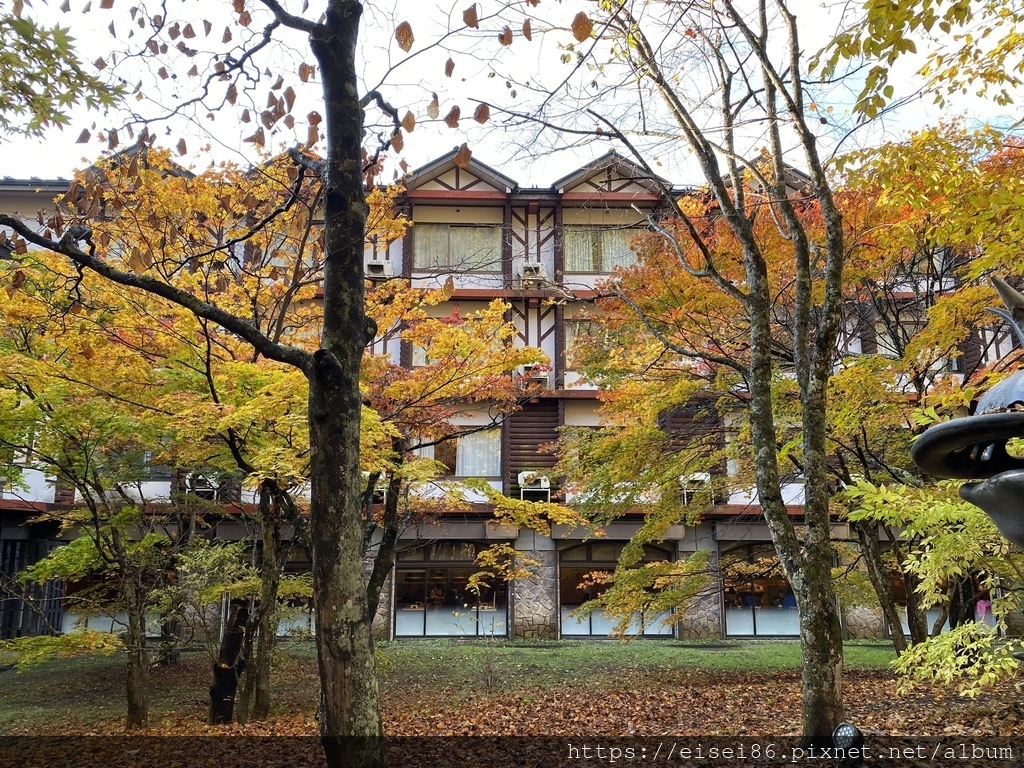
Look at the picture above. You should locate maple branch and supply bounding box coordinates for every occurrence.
[602,286,750,378]
[185,163,310,267]
[120,19,284,131]
[0,215,312,373]
[629,203,749,308]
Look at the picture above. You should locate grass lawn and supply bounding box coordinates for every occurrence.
[0,638,1018,738]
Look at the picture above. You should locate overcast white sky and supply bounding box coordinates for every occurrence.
[0,0,1020,187]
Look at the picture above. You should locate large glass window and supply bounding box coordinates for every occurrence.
[564,226,637,272]
[415,224,502,271]
[559,542,674,636]
[393,543,508,637]
[721,546,799,637]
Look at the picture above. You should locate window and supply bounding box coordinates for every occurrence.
[411,344,431,368]
[417,429,501,477]
[721,547,799,637]
[564,226,638,272]
[394,542,508,637]
[565,317,612,362]
[415,224,502,271]
[564,318,593,352]
[558,542,674,636]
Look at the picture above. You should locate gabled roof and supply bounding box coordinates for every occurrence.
[404,147,519,193]
[551,150,668,194]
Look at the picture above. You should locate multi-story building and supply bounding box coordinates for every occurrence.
[6,149,992,643]
[362,148,811,640]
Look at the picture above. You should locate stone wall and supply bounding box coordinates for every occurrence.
[512,549,558,639]
[364,553,392,641]
[843,605,885,639]
[676,584,723,639]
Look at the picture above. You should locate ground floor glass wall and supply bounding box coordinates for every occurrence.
[722,545,799,637]
[559,542,674,637]
[394,542,508,637]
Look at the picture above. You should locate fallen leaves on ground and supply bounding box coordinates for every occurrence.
[4,659,1021,739]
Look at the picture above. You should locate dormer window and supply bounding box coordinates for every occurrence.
[415,224,502,272]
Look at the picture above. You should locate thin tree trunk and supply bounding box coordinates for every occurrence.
[237,483,283,724]
[252,488,283,721]
[883,531,929,645]
[853,519,908,653]
[931,601,950,637]
[366,448,404,618]
[903,567,930,643]
[235,611,257,725]
[123,585,149,729]
[250,605,278,721]
[210,603,248,724]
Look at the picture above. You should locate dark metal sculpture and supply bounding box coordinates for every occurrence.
[911,277,1024,546]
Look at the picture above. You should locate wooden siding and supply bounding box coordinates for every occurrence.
[506,401,560,489]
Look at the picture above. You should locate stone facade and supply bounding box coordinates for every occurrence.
[512,549,558,638]
[364,553,392,640]
[371,575,392,640]
[842,605,885,639]
[676,585,723,639]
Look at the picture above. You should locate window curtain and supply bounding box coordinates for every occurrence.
[455,429,500,477]
[450,226,500,270]
[564,227,637,272]
[415,224,449,269]
[415,225,500,270]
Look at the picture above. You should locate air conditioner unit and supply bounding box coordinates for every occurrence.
[679,472,710,504]
[522,364,550,386]
[520,263,546,288]
[188,473,218,501]
[366,260,394,280]
[518,471,551,489]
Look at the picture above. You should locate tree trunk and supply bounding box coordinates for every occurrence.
[742,240,844,747]
[948,575,976,628]
[249,605,277,721]
[903,567,930,643]
[156,613,180,666]
[366,449,404,618]
[238,483,283,724]
[235,610,257,725]
[209,603,248,725]
[853,519,907,653]
[252,489,283,721]
[931,601,950,637]
[308,2,387,765]
[795,550,845,747]
[883,532,929,644]
[123,586,150,729]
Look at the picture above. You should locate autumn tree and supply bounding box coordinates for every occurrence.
[0,248,211,728]
[361,287,552,616]
[0,0,536,755]
[820,125,1020,649]
[846,479,1024,694]
[822,0,1024,119]
[459,0,862,744]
